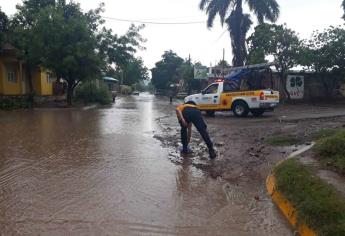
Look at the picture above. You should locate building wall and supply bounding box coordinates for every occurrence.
[271,73,345,101]
[0,59,22,95]
[32,68,41,95]
[40,70,54,96]
[0,46,54,97]
[32,68,53,96]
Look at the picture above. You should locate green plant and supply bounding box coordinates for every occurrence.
[314,129,345,173]
[274,158,345,235]
[120,85,132,95]
[75,81,112,105]
[0,98,16,110]
[310,128,337,140]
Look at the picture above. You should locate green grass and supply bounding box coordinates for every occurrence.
[314,129,345,174]
[310,128,337,141]
[265,135,302,146]
[274,158,345,236]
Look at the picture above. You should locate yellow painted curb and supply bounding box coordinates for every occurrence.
[266,174,317,236]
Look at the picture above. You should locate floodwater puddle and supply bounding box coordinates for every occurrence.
[0,94,292,235]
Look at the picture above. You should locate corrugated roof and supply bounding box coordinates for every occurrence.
[102,77,119,82]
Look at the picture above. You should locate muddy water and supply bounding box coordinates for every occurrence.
[0,94,291,235]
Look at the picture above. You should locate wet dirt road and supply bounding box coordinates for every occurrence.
[0,94,291,235]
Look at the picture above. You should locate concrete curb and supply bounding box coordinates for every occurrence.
[82,104,98,110]
[266,143,317,236]
[266,174,317,236]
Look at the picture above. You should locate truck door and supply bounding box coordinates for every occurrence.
[200,83,220,108]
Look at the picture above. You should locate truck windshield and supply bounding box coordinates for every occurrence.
[204,84,219,94]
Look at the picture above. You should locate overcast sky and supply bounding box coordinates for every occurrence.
[1,0,344,69]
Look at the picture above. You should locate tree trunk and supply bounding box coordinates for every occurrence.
[26,65,34,107]
[66,82,74,106]
[227,0,247,67]
[281,71,291,102]
[26,66,33,93]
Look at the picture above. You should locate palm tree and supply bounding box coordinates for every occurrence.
[200,0,280,66]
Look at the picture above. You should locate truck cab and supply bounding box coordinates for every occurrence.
[184,63,280,117]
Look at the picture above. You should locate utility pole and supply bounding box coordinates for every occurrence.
[121,69,124,85]
[222,48,225,79]
[188,54,192,94]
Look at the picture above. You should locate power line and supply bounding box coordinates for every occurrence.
[127,16,203,21]
[213,29,228,44]
[102,16,205,25]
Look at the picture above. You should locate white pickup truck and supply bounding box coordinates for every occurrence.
[184,80,279,117]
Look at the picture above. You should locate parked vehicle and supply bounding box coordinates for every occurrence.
[176,92,188,99]
[184,63,279,117]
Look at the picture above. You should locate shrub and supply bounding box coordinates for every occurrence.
[120,85,132,95]
[0,97,16,110]
[75,81,112,105]
[310,128,337,140]
[0,96,32,110]
[314,129,345,173]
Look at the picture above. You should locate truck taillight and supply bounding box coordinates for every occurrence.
[260,92,265,100]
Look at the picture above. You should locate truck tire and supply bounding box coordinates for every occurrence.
[206,110,215,117]
[251,109,265,117]
[186,101,196,105]
[233,101,249,117]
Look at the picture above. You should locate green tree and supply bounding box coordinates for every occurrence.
[10,0,58,95]
[12,0,57,27]
[29,2,103,105]
[0,8,9,49]
[247,23,301,100]
[217,59,230,67]
[122,57,149,86]
[12,0,145,105]
[300,26,345,97]
[199,0,280,66]
[151,50,184,89]
[178,59,194,93]
[97,24,146,73]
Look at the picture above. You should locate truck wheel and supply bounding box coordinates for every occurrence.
[186,101,196,105]
[233,101,249,117]
[206,110,215,117]
[251,109,265,117]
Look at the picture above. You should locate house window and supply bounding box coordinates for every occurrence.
[7,71,17,83]
[46,73,55,84]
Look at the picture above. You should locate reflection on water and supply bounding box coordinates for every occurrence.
[0,94,291,235]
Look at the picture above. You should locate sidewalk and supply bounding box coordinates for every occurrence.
[274,103,345,122]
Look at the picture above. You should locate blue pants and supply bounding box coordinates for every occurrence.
[180,107,214,151]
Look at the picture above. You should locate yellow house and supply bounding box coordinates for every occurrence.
[32,68,55,96]
[0,44,55,96]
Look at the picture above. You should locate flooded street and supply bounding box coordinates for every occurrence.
[0,94,291,235]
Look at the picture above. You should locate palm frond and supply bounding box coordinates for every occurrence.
[218,0,232,24]
[206,2,219,28]
[246,0,280,24]
[200,0,233,27]
[199,0,209,10]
